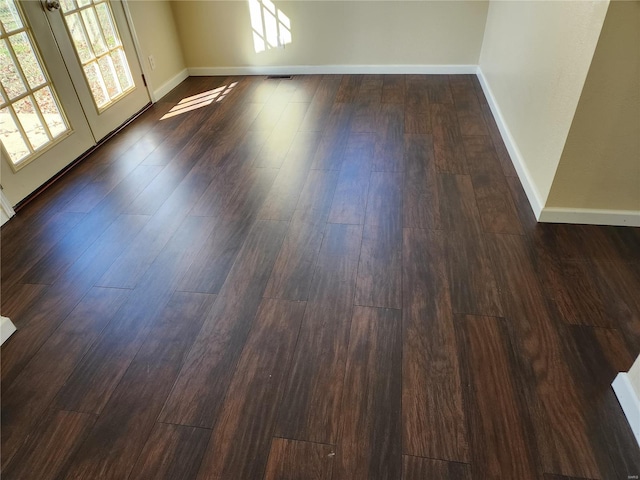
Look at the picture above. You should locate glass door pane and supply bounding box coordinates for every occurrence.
[0,0,70,170]
[59,0,133,111]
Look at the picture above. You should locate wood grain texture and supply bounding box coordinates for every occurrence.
[129,423,211,480]
[264,170,338,301]
[373,104,404,172]
[275,224,361,444]
[381,75,405,104]
[565,325,640,479]
[333,306,402,480]
[258,131,322,221]
[402,228,469,462]
[1,287,129,469]
[480,103,518,177]
[328,133,375,225]
[2,411,95,480]
[403,134,440,229]
[457,315,538,480]
[431,103,467,174]
[196,299,306,480]
[486,233,601,479]
[438,174,502,316]
[160,220,288,428]
[58,292,215,480]
[1,214,148,389]
[311,102,354,171]
[3,75,639,480]
[449,75,488,136]
[402,456,471,480]
[55,215,217,414]
[97,162,218,289]
[263,438,335,480]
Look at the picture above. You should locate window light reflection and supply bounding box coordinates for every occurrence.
[161,82,237,120]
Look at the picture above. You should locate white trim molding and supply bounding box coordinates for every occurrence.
[613,373,640,447]
[1,316,16,345]
[152,68,189,103]
[540,207,640,227]
[1,189,16,226]
[475,67,544,220]
[188,64,478,77]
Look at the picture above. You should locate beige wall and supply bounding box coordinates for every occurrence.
[170,1,489,69]
[547,1,640,213]
[479,0,609,209]
[127,0,186,98]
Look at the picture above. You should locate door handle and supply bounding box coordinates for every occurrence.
[45,0,61,11]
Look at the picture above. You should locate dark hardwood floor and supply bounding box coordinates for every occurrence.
[2,74,640,480]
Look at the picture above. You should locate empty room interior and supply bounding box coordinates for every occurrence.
[1,0,640,479]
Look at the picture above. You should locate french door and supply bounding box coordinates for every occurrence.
[1,0,150,205]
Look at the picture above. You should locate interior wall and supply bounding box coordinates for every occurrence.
[169,1,489,70]
[478,0,609,210]
[126,0,186,98]
[546,0,640,214]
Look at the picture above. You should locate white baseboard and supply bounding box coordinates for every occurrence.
[151,68,189,102]
[475,67,544,220]
[613,373,640,447]
[188,64,478,77]
[0,316,16,345]
[540,207,640,227]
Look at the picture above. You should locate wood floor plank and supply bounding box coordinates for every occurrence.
[351,75,382,134]
[457,315,538,480]
[566,325,640,479]
[258,131,322,221]
[335,74,364,103]
[333,306,402,480]
[1,211,85,287]
[195,299,306,480]
[276,223,362,444]
[55,215,217,414]
[159,220,289,428]
[381,75,405,104]
[403,134,440,229]
[262,169,338,301]
[438,174,502,316]
[1,287,129,469]
[373,104,405,172]
[58,291,215,480]
[402,456,471,480]
[431,103,468,174]
[1,214,148,389]
[254,102,310,169]
[263,438,335,480]
[97,162,217,289]
[328,132,375,225]
[462,135,522,235]
[402,227,469,462]
[299,74,342,132]
[487,233,602,479]
[0,283,48,325]
[4,75,639,480]
[21,164,162,286]
[405,75,430,112]
[426,75,454,104]
[128,423,211,480]
[480,103,518,177]
[355,223,402,310]
[449,75,489,136]
[2,410,96,480]
[462,134,505,177]
[311,102,354,171]
[177,216,253,294]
